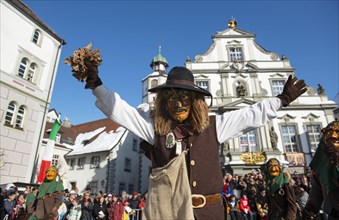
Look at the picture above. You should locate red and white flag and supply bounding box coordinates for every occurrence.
[37,119,61,183]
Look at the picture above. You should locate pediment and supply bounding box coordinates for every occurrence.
[269,72,285,78]
[301,113,320,120]
[277,114,296,120]
[194,74,209,79]
[214,28,255,38]
[219,98,256,108]
[231,73,248,79]
[227,40,242,44]
[245,62,259,70]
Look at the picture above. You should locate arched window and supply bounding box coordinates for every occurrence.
[5,102,16,126]
[27,63,37,82]
[18,58,28,78]
[15,105,26,129]
[32,29,40,44]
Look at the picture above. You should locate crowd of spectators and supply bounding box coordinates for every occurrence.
[0,186,145,220]
[223,167,313,220]
[0,166,319,220]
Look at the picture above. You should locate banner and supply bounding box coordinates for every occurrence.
[37,119,61,183]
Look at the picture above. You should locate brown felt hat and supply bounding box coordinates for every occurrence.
[148,66,212,98]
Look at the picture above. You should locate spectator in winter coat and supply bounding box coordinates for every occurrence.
[81,191,94,220]
[239,194,252,220]
[67,196,82,220]
[93,195,108,220]
[108,194,124,220]
[228,195,242,220]
[3,189,17,220]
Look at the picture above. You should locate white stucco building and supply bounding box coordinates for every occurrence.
[39,109,152,195]
[0,0,65,183]
[143,20,337,175]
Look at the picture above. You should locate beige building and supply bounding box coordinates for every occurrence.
[0,0,65,184]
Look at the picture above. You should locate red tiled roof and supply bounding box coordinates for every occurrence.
[44,118,121,146]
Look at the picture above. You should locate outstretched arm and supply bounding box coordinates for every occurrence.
[216,75,307,143]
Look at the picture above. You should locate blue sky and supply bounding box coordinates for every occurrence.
[23,0,338,125]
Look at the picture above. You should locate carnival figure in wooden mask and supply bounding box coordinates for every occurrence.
[265,158,297,220]
[29,166,64,220]
[66,44,307,220]
[302,121,339,220]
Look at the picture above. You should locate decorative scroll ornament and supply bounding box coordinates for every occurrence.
[240,152,267,164]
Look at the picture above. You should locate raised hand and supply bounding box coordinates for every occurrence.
[277,75,307,107]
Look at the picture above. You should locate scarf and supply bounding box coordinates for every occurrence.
[266,172,290,196]
[37,179,64,199]
[309,141,339,194]
[26,192,36,203]
[172,123,194,139]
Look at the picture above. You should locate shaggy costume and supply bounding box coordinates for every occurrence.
[265,158,297,220]
[302,121,339,220]
[66,46,306,220]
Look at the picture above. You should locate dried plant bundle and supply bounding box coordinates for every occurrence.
[64,42,102,81]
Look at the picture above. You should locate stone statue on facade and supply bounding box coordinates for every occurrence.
[236,82,246,97]
[269,127,278,150]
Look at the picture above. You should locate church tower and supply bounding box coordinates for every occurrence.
[141,46,168,108]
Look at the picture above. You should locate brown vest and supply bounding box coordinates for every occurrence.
[151,116,225,220]
[151,116,223,194]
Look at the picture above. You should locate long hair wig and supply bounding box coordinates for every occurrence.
[152,90,210,135]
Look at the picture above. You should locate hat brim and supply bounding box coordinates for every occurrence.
[148,83,212,97]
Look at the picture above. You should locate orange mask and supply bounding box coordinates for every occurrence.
[322,121,339,151]
[45,166,58,181]
[268,159,281,177]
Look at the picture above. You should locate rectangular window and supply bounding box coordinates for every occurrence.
[272,80,285,96]
[196,81,209,91]
[132,139,138,152]
[239,130,258,152]
[119,183,126,196]
[88,181,98,194]
[128,184,134,194]
[306,124,321,152]
[77,157,85,170]
[124,158,131,172]
[68,159,75,170]
[90,156,100,169]
[229,47,243,61]
[282,125,298,152]
[52,155,59,166]
[55,133,61,143]
[33,31,39,44]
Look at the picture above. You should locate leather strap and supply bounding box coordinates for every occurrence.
[192,193,222,208]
